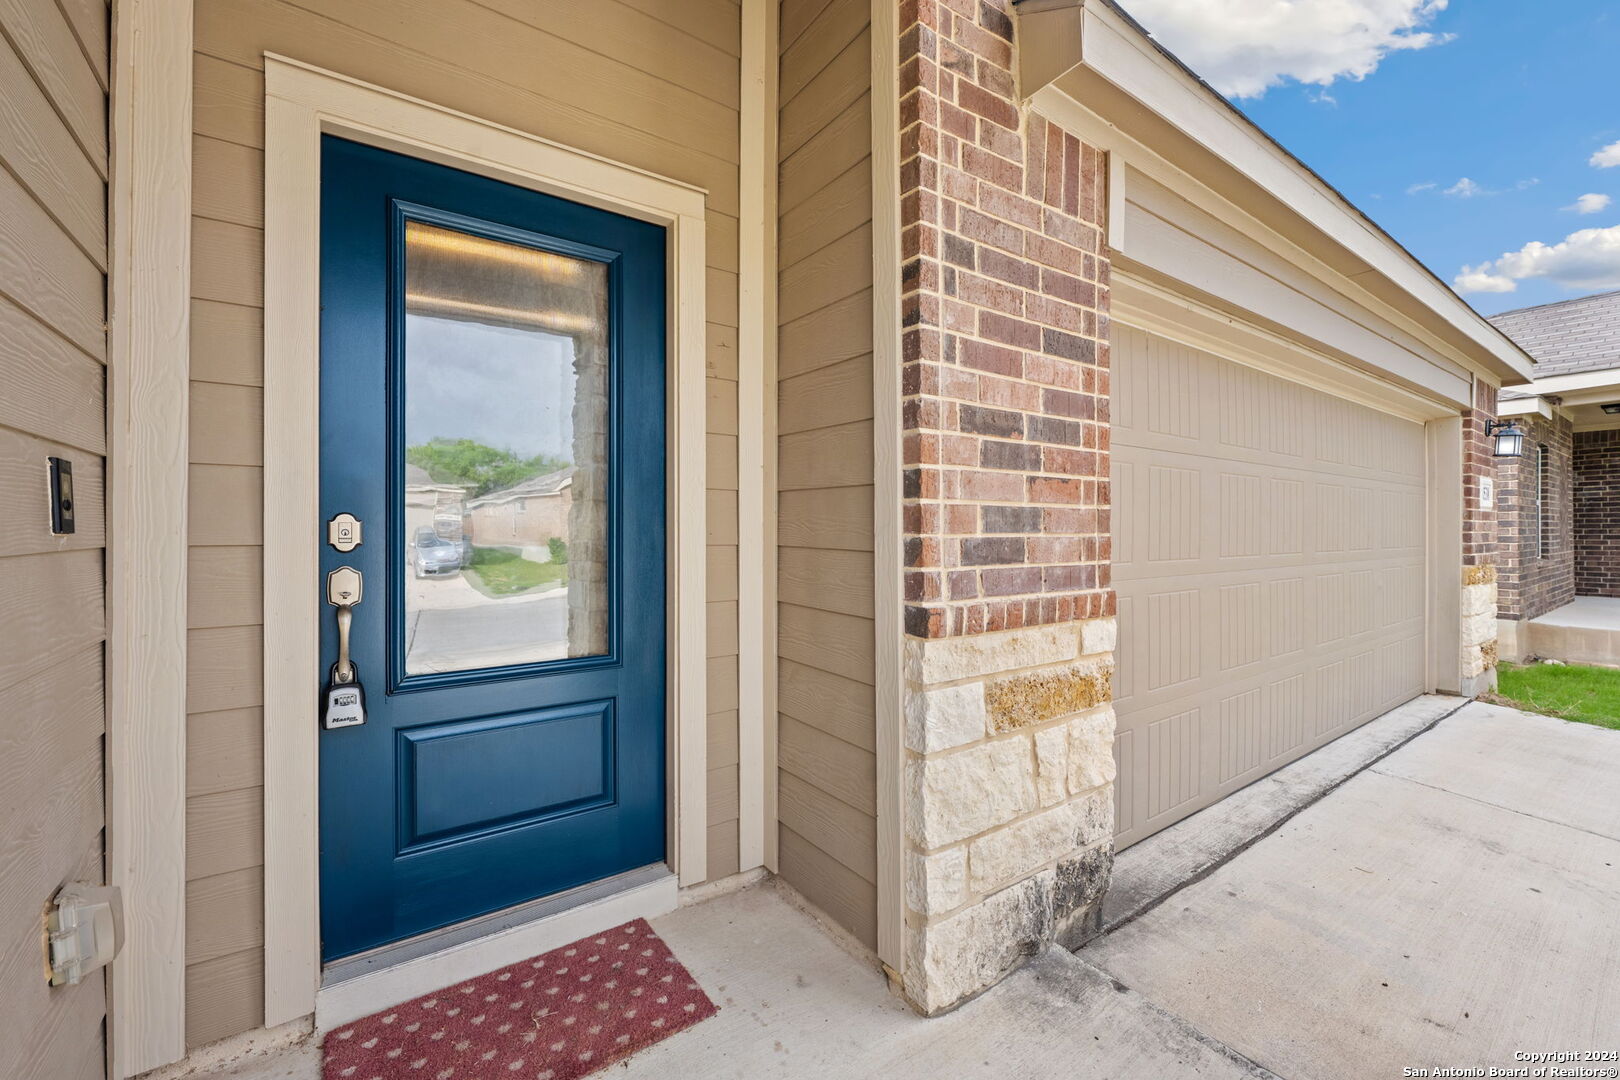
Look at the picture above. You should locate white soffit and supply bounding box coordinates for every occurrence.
[1015,0,1534,385]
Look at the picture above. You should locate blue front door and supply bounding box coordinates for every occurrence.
[318,137,667,962]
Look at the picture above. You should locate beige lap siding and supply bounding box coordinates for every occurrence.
[188,0,743,1048]
[775,0,881,949]
[0,0,110,1076]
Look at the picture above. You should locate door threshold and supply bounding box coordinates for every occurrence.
[315,864,676,1032]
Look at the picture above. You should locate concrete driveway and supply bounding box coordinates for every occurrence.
[1083,701,1620,1079]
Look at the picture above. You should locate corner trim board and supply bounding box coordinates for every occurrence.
[107,0,195,1073]
[261,56,708,1027]
[871,0,906,974]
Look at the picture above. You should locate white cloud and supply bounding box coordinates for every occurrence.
[1566,193,1613,214]
[1406,182,1437,194]
[1454,225,1620,295]
[1431,176,1539,198]
[1120,0,1454,99]
[1592,141,1620,168]
[1444,177,1483,198]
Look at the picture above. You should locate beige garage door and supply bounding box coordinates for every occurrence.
[1111,325,1427,848]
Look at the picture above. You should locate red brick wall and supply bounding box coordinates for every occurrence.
[1496,410,1575,621]
[898,0,1113,639]
[1462,381,1499,567]
[1574,429,1620,597]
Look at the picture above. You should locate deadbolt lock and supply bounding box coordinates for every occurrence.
[328,512,362,553]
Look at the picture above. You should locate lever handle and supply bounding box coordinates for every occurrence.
[326,566,363,685]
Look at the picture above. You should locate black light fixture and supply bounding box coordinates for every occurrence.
[1602,403,1620,415]
[1486,418,1526,458]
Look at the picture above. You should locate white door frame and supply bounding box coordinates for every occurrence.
[260,55,709,1027]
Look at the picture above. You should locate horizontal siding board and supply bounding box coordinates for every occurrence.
[705,376,739,435]
[188,465,263,546]
[779,0,866,103]
[705,819,739,882]
[0,294,105,447]
[185,948,264,1049]
[707,545,738,602]
[707,433,739,490]
[616,0,740,56]
[779,354,873,434]
[779,91,870,213]
[777,486,874,551]
[707,654,739,714]
[192,134,263,227]
[780,0,838,52]
[778,157,870,268]
[0,161,103,355]
[706,321,739,380]
[778,713,875,815]
[706,599,739,658]
[185,786,263,882]
[191,298,263,387]
[706,708,739,770]
[191,217,263,307]
[475,0,741,108]
[0,32,105,260]
[190,381,264,466]
[778,547,873,618]
[778,602,874,686]
[0,549,104,693]
[778,223,872,322]
[186,707,263,797]
[186,866,264,966]
[187,546,263,628]
[777,658,874,751]
[779,288,872,379]
[706,489,738,545]
[193,54,264,149]
[706,762,738,824]
[778,420,874,490]
[54,0,108,88]
[0,0,107,171]
[778,769,876,884]
[186,625,264,714]
[195,0,741,204]
[0,426,104,554]
[779,27,868,159]
[777,823,876,949]
[199,0,740,162]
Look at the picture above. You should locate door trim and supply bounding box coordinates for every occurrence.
[262,56,708,1028]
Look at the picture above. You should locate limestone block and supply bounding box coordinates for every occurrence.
[968,801,1081,894]
[985,656,1114,734]
[1462,581,1498,618]
[1068,786,1114,849]
[908,736,1037,848]
[904,681,988,754]
[1067,707,1117,793]
[1078,616,1117,657]
[903,871,1054,1015]
[1461,643,1487,679]
[905,846,968,916]
[1053,842,1113,949]
[904,624,1078,686]
[1462,609,1497,648]
[1034,723,1069,806]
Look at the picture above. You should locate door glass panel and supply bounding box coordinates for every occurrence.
[401,220,610,674]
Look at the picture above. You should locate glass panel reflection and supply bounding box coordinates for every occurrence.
[402,220,609,674]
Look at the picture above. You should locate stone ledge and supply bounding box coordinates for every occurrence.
[904,623,1081,686]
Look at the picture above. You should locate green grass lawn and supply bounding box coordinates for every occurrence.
[463,546,567,597]
[1490,662,1620,731]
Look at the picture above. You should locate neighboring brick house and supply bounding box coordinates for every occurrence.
[1490,290,1620,657]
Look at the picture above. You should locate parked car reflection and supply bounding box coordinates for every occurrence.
[410,525,463,578]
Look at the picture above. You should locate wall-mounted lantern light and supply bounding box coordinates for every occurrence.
[1486,418,1526,458]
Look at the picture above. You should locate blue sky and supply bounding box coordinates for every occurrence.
[1119,0,1620,316]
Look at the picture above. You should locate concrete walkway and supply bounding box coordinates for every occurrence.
[1509,595,1620,665]
[1085,701,1620,1079]
[188,700,1620,1080]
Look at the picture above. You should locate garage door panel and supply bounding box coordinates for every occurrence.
[1112,324,1427,849]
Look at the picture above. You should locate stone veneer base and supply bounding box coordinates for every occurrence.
[901,617,1116,1015]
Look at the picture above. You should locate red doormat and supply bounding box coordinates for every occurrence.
[322,919,716,1080]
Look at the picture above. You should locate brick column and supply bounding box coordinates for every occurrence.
[896,0,1116,1014]
[1574,429,1620,597]
[1461,380,1499,692]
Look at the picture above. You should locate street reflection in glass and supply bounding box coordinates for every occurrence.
[401,220,609,675]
